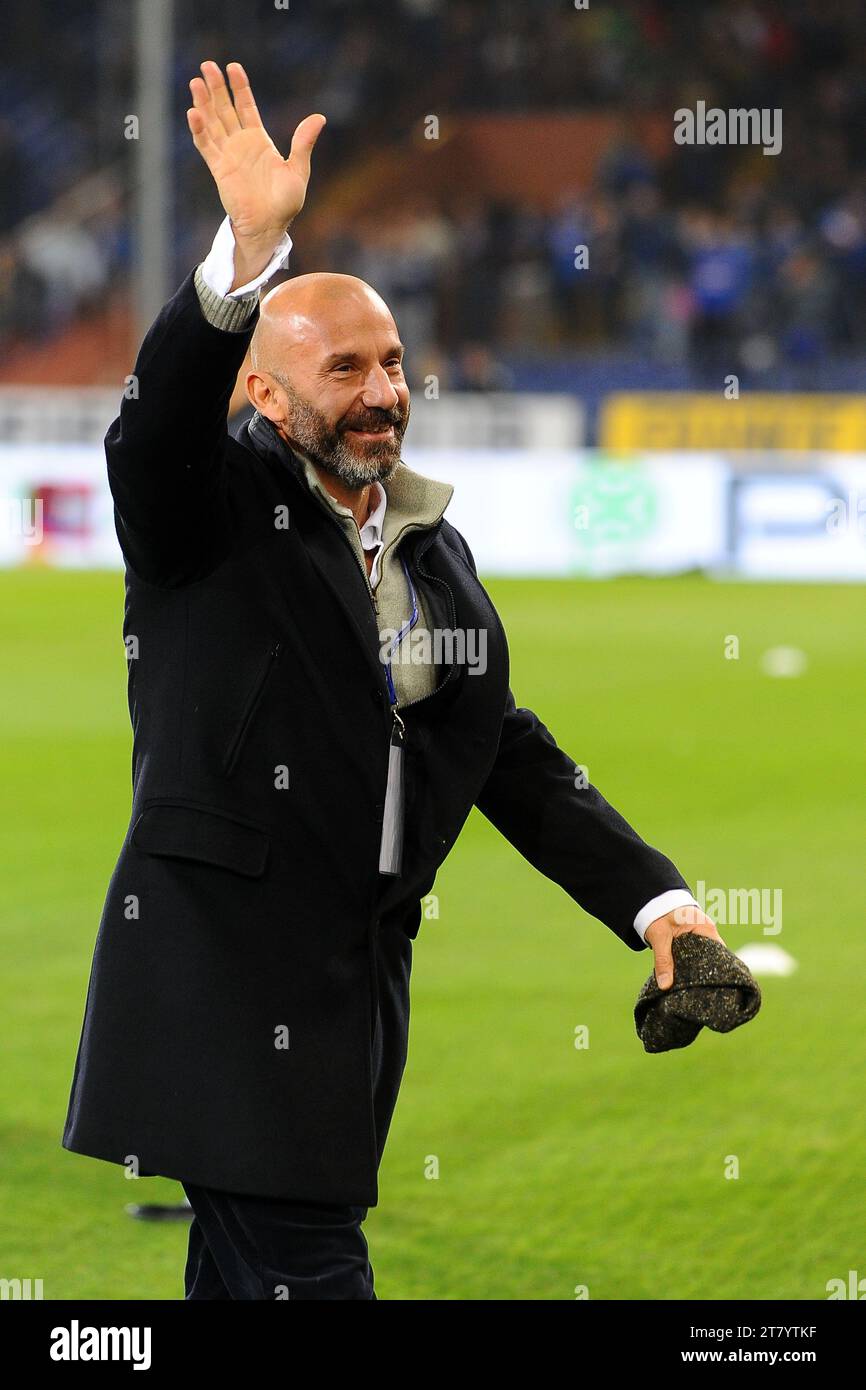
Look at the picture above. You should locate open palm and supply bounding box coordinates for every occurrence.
[187,61,325,241]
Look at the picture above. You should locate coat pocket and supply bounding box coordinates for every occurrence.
[131,801,270,878]
[222,639,283,777]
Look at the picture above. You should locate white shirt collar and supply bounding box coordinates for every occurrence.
[358,480,387,550]
[287,446,393,584]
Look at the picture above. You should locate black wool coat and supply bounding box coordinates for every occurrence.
[61,269,690,1205]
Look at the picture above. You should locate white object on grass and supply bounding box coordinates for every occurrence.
[761,646,808,678]
[735,942,798,977]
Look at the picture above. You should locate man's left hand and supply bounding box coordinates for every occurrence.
[645,906,724,991]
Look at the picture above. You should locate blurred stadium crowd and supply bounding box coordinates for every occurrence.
[2,0,866,384]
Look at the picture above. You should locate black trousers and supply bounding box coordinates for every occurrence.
[182,1182,376,1300]
[180,932,410,1300]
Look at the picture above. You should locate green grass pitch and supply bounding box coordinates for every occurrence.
[1,569,864,1300]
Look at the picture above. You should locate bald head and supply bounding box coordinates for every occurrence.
[245,271,410,489]
[250,273,395,375]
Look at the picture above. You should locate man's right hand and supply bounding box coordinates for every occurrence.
[187,60,325,289]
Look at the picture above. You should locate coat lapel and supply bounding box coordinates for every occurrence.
[243,412,443,693]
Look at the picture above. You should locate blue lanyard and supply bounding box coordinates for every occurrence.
[383,554,418,708]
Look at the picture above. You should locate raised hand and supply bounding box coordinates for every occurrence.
[187,61,325,270]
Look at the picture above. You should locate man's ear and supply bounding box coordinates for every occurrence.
[246,370,284,425]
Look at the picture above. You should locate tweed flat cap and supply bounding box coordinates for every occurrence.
[634,933,761,1053]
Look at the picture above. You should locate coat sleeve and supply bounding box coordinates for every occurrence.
[105,267,258,585]
[455,532,690,951]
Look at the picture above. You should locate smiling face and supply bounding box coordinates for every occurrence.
[246,273,411,489]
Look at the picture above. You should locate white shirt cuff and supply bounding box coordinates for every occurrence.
[633,890,701,943]
[200,214,293,299]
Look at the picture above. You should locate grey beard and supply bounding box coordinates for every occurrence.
[310,434,402,489]
[275,375,408,490]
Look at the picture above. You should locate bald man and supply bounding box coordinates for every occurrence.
[62,62,719,1300]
